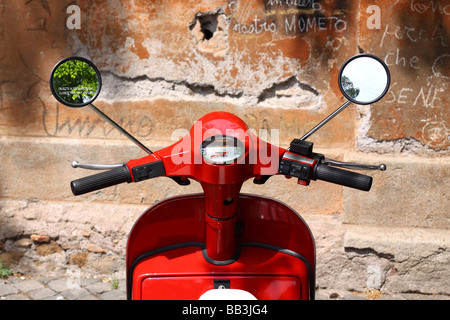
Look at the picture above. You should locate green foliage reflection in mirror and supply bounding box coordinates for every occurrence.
[50,57,102,108]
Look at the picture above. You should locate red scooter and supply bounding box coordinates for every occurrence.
[50,54,390,300]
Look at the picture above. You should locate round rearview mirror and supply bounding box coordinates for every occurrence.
[338,54,390,105]
[50,57,102,108]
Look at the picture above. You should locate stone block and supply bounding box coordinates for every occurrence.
[0,137,344,215]
[3,293,30,300]
[14,239,33,248]
[0,284,18,297]
[31,235,50,243]
[35,243,62,256]
[47,278,70,292]
[28,288,57,300]
[98,290,126,300]
[15,279,44,293]
[344,224,450,294]
[2,96,356,151]
[343,153,450,229]
[60,288,94,300]
[86,281,113,295]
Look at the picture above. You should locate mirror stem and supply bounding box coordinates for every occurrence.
[300,100,352,141]
[88,104,153,154]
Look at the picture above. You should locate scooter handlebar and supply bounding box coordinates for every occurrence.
[314,163,373,191]
[71,166,132,196]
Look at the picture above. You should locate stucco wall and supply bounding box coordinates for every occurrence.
[0,0,448,295]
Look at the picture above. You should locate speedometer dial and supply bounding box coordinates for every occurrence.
[201,135,245,164]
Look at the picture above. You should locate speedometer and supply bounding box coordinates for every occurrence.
[201,135,245,165]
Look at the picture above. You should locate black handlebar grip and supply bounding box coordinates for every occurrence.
[71,166,132,196]
[314,163,373,191]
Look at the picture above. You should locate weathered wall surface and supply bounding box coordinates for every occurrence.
[0,0,449,295]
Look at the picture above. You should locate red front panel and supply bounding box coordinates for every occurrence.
[127,194,315,300]
[127,194,315,276]
[132,246,309,300]
[141,276,300,300]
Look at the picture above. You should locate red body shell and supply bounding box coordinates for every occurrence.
[125,112,316,300]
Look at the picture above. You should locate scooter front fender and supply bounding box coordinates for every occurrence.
[126,193,315,299]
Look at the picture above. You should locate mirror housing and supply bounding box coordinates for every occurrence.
[49,56,153,154]
[50,57,102,108]
[300,54,390,141]
[338,54,390,105]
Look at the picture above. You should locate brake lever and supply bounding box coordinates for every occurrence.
[323,158,386,171]
[71,161,126,170]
